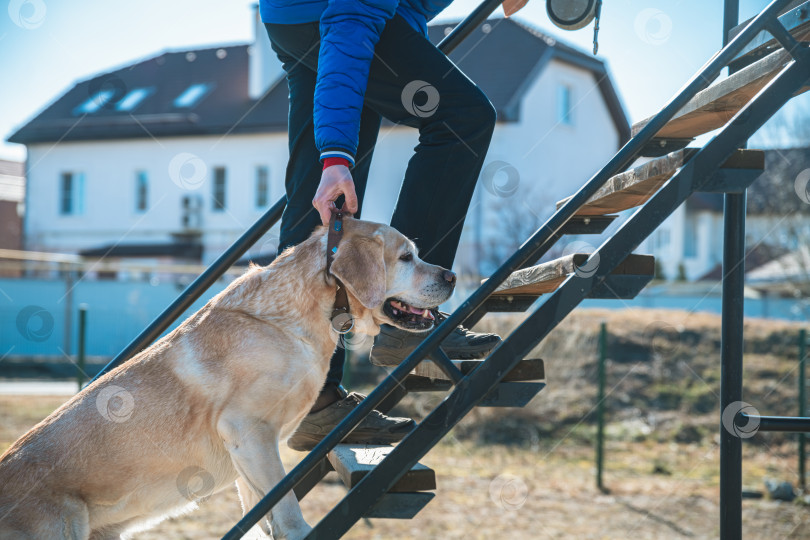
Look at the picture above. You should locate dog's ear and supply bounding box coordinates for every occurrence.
[330,234,387,309]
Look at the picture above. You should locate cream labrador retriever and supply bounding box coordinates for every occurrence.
[0,218,455,540]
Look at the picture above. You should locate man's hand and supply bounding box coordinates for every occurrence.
[313,164,358,225]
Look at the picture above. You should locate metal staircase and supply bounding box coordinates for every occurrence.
[89,1,810,538]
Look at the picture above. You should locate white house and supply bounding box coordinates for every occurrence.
[8,9,629,278]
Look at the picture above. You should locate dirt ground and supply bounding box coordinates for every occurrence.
[0,394,807,539]
[1,308,809,538]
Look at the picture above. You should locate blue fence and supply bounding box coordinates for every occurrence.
[1,278,228,358]
[2,278,807,361]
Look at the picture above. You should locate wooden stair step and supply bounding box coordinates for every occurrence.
[489,253,655,297]
[556,148,764,216]
[411,357,545,382]
[327,444,436,492]
[632,49,805,140]
[400,376,546,406]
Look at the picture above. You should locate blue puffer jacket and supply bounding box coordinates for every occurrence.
[260,0,453,166]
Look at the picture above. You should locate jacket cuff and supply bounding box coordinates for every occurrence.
[323,157,351,170]
[320,148,356,168]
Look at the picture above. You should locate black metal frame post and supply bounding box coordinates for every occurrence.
[720,2,744,538]
[720,192,745,539]
[221,2,799,537]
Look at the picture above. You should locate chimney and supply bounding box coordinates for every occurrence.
[249,3,285,99]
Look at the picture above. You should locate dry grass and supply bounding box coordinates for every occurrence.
[1,308,809,538]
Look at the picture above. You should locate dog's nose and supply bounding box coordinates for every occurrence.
[442,270,456,285]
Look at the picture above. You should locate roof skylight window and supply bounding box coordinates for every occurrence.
[74,89,114,115]
[115,87,153,111]
[174,83,212,108]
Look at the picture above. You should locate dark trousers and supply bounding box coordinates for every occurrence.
[265,15,496,386]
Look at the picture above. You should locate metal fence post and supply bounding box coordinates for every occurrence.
[596,321,607,492]
[799,328,807,491]
[77,304,87,391]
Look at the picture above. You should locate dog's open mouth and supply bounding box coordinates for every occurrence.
[383,298,436,331]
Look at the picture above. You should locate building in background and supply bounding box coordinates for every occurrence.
[0,160,25,276]
[642,148,810,284]
[8,9,628,277]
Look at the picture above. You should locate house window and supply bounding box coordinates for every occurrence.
[174,83,212,108]
[255,166,269,208]
[74,90,114,115]
[557,85,573,125]
[135,171,148,212]
[60,172,85,215]
[116,88,153,112]
[212,167,226,211]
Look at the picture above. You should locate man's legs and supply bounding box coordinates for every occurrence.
[266,22,413,451]
[264,16,500,449]
[356,16,501,364]
[362,16,496,269]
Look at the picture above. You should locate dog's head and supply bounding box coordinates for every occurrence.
[328,218,455,333]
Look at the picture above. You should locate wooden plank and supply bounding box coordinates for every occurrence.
[327,445,436,492]
[489,253,655,296]
[632,49,799,139]
[556,149,764,216]
[364,492,434,519]
[411,357,545,381]
[557,150,689,216]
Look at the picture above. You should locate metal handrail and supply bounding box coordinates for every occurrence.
[222,1,796,537]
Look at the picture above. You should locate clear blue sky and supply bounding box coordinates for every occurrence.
[0,0,793,163]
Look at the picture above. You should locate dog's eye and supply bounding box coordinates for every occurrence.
[399,252,413,262]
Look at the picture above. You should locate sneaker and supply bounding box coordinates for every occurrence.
[369,310,501,367]
[287,391,414,451]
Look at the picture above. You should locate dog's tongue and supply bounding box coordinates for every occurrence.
[407,305,435,319]
[392,300,435,319]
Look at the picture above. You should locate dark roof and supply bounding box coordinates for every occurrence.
[8,18,629,146]
[426,19,629,143]
[697,243,790,281]
[9,45,288,144]
[685,148,810,215]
